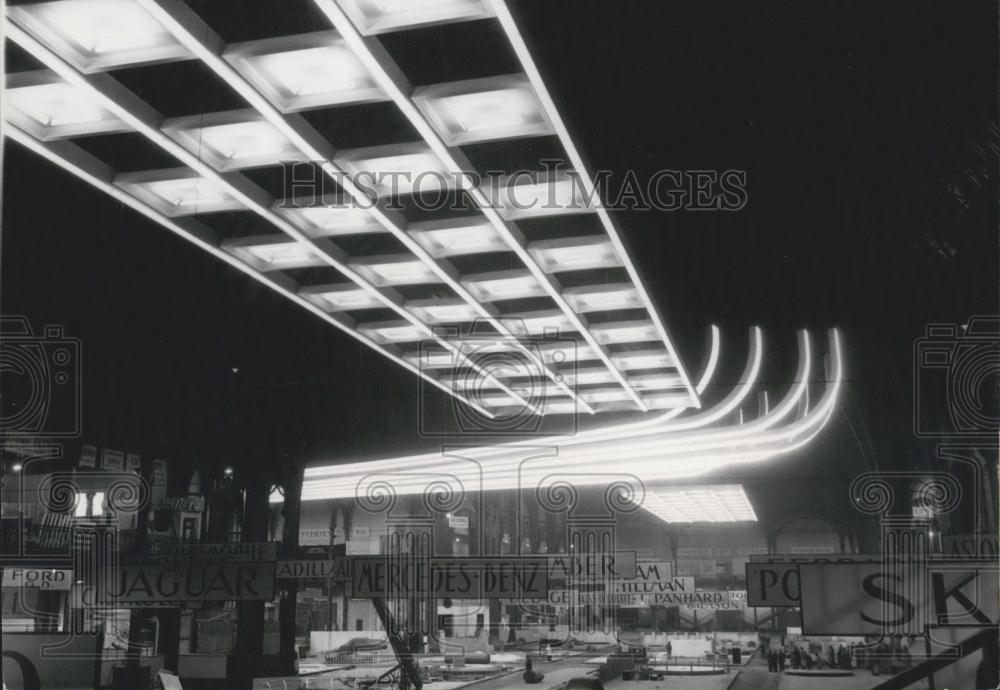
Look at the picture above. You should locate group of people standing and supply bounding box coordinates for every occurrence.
[766,647,786,672]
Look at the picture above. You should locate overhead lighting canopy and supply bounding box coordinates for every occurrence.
[358,320,426,344]
[162,110,309,172]
[5,71,130,141]
[407,217,511,258]
[503,310,577,337]
[222,235,327,272]
[462,269,549,302]
[275,196,389,238]
[635,485,758,523]
[489,171,598,221]
[528,236,623,274]
[9,0,191,72]
[612,349,674,371]
[592,320,659,346]
[114,168,244,217]
[351,254,443,286]
[406,298,483,324]
[563,284,643,314]
[413,74,554,146]
[336,142,455,198]
[336,0,495,35]
[299,283,388,312]
[224,31,387,112]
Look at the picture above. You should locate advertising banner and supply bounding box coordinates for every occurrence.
[2,568,73,590]
[97,563,275,603]
[352,557,548,599]
[799,561,998,635]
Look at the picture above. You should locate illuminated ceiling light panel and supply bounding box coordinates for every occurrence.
[224,32,386,112]
[612,349,674,371]
[4,71,130,141]
[580,388,634,405]
[527,236,622,274]
[299,283,386,312]
[635,485,758,523]
[563,284,643,314]
[336,0,495,35]
[221,235,327,272]
[161,110,309,172]
[114,168,244,217]
[408,217,510,258]
[407,298,482,324]
[543,398,578,415]
[478,392,523,408]
[489,171,597,221]
[502,310,577,337]
[628,373,685,391]
[412,74,554,146]
[540,340,599,365]
[275,197,387,238]
[592,321,660,346]
[558,366,620,387]
[358,320,426,344]
[351,254,443,286]
[403,348,455,369]
[336,143,454,197]
[644,393,693,410]
[462,270,549,302]
[9,0,190,72]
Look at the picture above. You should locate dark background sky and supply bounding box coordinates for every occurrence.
[2,0,996,523]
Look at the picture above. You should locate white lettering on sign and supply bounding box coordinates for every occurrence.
[2,568,73,590]
[658,590,744,609]
[275,560,351,580]
[149,542,275,562]
[154,496,205,512]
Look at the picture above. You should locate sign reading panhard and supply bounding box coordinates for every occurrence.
[352,557,548,599]
[276,559,351,580]
[798,561,998,635]
[659,590,743,609]
[2,568,73,590]
[98,563,275,603]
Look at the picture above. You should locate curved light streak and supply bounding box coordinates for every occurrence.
[288,329,843,503]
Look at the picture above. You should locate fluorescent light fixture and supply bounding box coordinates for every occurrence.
[612,349,674,371]
[9,0,191,72]
[407,298,482,324]
[542,398,578,415]
[300,283,387,312]
[644,393,692,410]
[275,197,387,238]
[502,310,576,336]
[634,485,758,523]
[527,236,622,274]
[580,388,634,405]
[336,0,495,35]
[462,269,549,302]
[336,142,454,197]
[627,373,685,391]
[563,284,643,314]
[408,217,510,258]
[114,168,244,217]
[5,71,130,140]
[224,31,387,112]
[412,74,554,146]
[488,170,597,221]
[559,367,620,387]
[161,110,309,172]
[592,321,659,346]
[540,340,599,364]
[358,320,426,344]
[222,235,327,271]
[351,254,443,286]
[403,348,455,369]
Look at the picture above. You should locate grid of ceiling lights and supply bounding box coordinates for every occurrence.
[3,0,700,418]
[633,485,759,523]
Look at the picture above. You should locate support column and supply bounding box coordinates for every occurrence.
[278,466,303,675]
[234,479,271,684]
